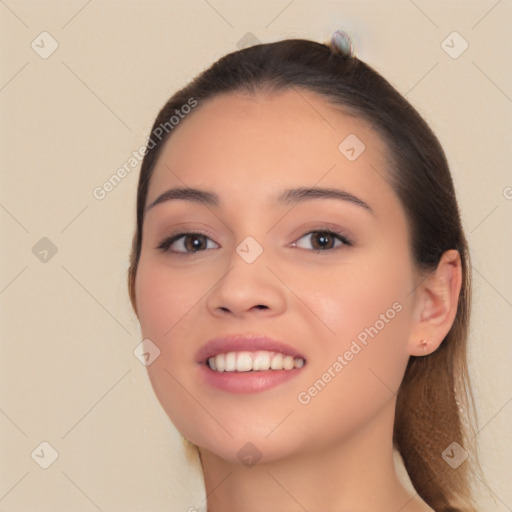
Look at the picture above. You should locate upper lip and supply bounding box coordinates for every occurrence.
[195,334,306,363]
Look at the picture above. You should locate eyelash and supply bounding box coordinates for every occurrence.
[156,228,353,255]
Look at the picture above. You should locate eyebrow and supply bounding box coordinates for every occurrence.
[278,187,373,213]
[145,186,373,214]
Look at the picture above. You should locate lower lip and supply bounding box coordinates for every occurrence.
[199,363,304,393]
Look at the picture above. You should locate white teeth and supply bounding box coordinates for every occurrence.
[270,353,283,370]
[225,352,236,371]
[283,355,294,370]
[236,352,253,372]
[215,353,225,372]
[253,351,271,371]
[207,350,305,372]
[294,358,304,368]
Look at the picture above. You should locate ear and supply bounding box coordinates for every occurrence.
[407,249,462,356]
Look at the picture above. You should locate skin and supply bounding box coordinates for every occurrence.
[134,88,462,512]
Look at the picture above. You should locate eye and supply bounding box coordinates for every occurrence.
[156,232,219,254]
[293,230,352,251]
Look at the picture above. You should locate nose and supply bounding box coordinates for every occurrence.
[205,246,287,319]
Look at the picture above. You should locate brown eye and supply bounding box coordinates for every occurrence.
[183,234,208,251]
[294,230,351,251]
[157,233,219,254]
[310,232,336,250]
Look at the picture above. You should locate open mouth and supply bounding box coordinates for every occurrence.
[206,350,306,372]
[196,334,307,393]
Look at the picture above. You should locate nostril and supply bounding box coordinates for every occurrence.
[217,305,268,313]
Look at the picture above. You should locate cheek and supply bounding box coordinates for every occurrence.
[300,244,414,387]
[135,255,204,338]
[290,262,413,445]
[134,257,215,444]
[310,252,411,331]
[135,258,199,389]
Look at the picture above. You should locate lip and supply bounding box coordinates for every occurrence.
[196,334,306,394]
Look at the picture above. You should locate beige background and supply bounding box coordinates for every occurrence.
[1,1,511,510]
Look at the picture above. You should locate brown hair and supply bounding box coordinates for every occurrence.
[128,38,479,511]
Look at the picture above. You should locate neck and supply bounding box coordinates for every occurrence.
[198,400,418,512]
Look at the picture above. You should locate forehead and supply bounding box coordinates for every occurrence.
[146,89,396,213]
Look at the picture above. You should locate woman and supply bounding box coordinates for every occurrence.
[127,31,479,511]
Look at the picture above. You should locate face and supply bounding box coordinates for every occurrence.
[134,89,419,464]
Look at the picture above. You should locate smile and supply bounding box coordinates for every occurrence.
[197,334,307,393]
[207,350,305,372]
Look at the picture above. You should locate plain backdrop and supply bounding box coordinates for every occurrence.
[1,1,511,511]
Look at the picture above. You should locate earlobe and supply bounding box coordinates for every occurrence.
[407,249,462,357]
[409,337,433,356]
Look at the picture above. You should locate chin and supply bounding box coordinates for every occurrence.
[194,435,304,467]
[161,406,304,466]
